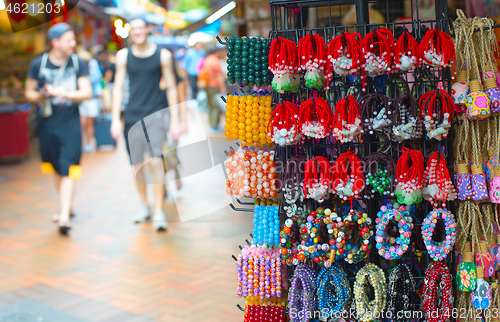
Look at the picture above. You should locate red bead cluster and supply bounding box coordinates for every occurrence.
[244,305,285,322]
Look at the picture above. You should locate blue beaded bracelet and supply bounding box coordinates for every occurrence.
[316,265,350,317]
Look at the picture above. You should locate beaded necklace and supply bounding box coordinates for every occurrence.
[331,151,365,200]
[269,36,300,93]
[332,95,362,143]
[303,156,331,202]
[391,92,422,142]
[393,30,420,72]
[419,27,456,75]
[298,34,327,89]
[288,263,317,322]
[299,97,334,139]
[268,100,301,146]
[359,92,393,134]
[316,265,350,317]
[353,263,387,322]
[387,264,416,322]
[422,151,457,208]
[363,152,397,198]
[421,261,453,322]
[395,148,425,205]
[418,89,455,140]
[326,31,362,86]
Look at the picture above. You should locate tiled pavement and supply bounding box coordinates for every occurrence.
[0,107,250,321]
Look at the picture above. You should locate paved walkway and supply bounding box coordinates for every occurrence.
[0,106,250,321]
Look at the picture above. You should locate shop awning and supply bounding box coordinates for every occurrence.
[106,0,186,28]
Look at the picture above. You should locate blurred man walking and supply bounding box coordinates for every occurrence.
[25,23,92,234]
[110,17,184,231]
[184,42,204,99]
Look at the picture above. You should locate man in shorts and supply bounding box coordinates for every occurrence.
[110,17,184,231]
[25,23,92,234]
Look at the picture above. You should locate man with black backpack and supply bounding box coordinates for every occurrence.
[25,23,92,234]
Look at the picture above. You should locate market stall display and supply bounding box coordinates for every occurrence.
[221,0,500,321]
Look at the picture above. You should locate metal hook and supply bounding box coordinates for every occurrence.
[232,255,238,261]
[221,96,227,103]
[229,203,254,212]
[216,35,228,45]
[236,304,245,311]
[245,239,251,246]
[236,198,254,205]
[238,245,243,250]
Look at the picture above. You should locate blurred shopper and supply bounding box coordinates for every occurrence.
[77,48,102,152]
[25,23,92,234]
[110,17,184,231]
[203,46,227,131]
[184,42,204,99]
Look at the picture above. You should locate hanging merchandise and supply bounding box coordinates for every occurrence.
[342,209,373,264]
[393,30,420,72]
[298,34,327,89]
[299,97,334,139]
[466,80,491,120]
[422,208,457,261]
[359,92,393,134]
[451,71,470,114]
[288,263,317,322]
[422,151,457,208]
[243,296,286,322]
[360,28,395,79]
[331,151,365,200]
[227,37,270,87]
[316,265,350,317]
[303,156,331,202]
[322,208,349,263]
[251,198,280,247]
[269,37,300,93]
[224,93,273,145]
[353,263,387,322]
[325,31,362,86]
[395,148,425,205]
[418,89,455,140]
[331,95,362,143]
[236,246,283,299]
[419,27,456,73]
[225,148,278,198]
[456,244,477,292]
[268,101,301,146]
[295,208,330,265]
[469,119,489,202]
[421,262,453,322]
[375,203,413,260]
[363,152,397,199]
[282,155,306,217]
[386,264,416,320]
[471,265,492,309]
[391,92,423,141]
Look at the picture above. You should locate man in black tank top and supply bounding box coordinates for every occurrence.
[110,17,185,231]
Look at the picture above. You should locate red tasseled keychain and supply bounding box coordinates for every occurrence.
[395,148,425,205]
[360,28,395,90]
[325,32,363,88]
[298,97,334,139]
[332,95,362,143]
[422,151,457,208]
[419,27,456,78]
[330,151,365,200]
[393,30,420,72]
[269,36,300,92]
[298,34,327,89]
[419,89,455,140]
[267,101,300,146]
[303,156,331,202]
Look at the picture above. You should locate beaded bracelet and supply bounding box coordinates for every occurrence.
[243,295,286,322]
[363,152,397,199]
[226,37,270,87]
[375,203,413,260]
[288,263,317,322]
[421,208,456,261]
[421,262,453,322]
[237,247,282,299]
[323,208,348,263]
[353,263,387,322]
[343,209,374,264]
[252,198,280,247]
[316,265,351,317]
[387,264,416,322]
[296,210,329,265]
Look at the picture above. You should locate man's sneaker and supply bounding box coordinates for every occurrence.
[152,210,168,231]
[133,205,151,223]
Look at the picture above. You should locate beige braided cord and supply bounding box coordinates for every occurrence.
[481,204,495,245]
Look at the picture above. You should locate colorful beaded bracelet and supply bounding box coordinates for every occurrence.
[316,265,350,317]
[421,208,456,261]
[343,209,374,264]
[375,203,413,260]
